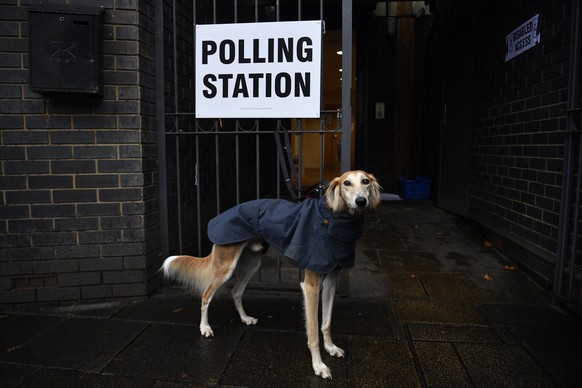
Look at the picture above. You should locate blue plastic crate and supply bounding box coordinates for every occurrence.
[400,176,432,200]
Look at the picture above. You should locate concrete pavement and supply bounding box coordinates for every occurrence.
[2,201,581,387]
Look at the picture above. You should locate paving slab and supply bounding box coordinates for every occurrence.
[208,290,304,333]
[112,289,202,325]
[353,247,382,271]
[0,314,63,357]
[413,342,473,386]
[455,343,554,387]
[382,272,429,299]
[328,297,398,338]
[479,306,582,388]
[479,303,572,326]
[3,318,147,372]
[406,323,509,344]
[378,250,444,272]
[221,330,347,386]
[419,272,504,302]
[12,300,128,319]
[347,248,395,298]
[349,337,420,387]
[391,299,488,325]
[476,271,551,304]
[103,323,243,385]
[115,288,305,333]
[0,363,41,387]
[357,229,405,250]
[18,368,155,388]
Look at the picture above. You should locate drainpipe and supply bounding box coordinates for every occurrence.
[554,0,582,305]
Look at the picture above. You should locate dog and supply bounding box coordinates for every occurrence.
[162,170,381,379]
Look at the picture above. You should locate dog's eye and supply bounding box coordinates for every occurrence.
[343,180,352,187]
[362,179,370,185]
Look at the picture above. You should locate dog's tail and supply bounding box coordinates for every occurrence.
[162,253,214,295]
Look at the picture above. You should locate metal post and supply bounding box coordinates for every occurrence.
[155,0,168,259]
[256,121,261,198]
[175,136,183,252]
[554,0,582,304]
[171,0,182,252]
[341,0,353,172]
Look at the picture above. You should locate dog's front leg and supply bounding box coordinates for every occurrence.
[302,270,332,379]
[321,271,345,358]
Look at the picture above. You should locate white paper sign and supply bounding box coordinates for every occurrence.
[195,20,322,118]
[505,14,540,62]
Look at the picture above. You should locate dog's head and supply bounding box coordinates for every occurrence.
[325,170,381,214]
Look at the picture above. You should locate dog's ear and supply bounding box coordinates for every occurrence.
[367,173,382,209]
[325,177,345,212]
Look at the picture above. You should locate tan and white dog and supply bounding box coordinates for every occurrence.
[162,170,381,379]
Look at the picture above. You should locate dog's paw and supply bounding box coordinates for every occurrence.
[325,344,345,358]
[200,324,214,337]
[313,362,332,379]
[241,316,258,326]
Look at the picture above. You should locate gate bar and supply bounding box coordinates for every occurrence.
[155,1,168,259]
[341,0,353,172]
[173,0,183,253]
[554,0,582,309]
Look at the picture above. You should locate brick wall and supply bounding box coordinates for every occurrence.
[0,1,160,308]
[469,0,570,287]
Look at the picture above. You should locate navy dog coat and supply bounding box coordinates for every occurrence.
[207,198,364,274]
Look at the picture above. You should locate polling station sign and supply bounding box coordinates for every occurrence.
[195,20,322,118]
[505,14,540,62]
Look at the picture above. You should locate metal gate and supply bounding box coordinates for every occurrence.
[154,0,354,288]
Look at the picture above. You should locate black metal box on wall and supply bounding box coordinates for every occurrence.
[28,4,104,95]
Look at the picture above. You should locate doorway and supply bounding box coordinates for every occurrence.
[290,29,356,188]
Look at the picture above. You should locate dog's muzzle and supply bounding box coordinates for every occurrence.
[355,197,368,208]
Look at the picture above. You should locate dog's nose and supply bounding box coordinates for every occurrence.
[355,197,367,208]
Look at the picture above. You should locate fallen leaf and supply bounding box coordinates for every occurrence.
[6,347,16,353]
[504,265,518,271]
[410,273,418,279]
[483,274,493,281]
[172,307,184,314]
[484,241,494,248]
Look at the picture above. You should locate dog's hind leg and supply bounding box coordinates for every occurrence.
[199,243,246,337]
[231,245,262,325]
[321,271,345,358]
[302,269,332,379]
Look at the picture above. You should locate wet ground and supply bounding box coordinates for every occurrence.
[1,201,581,387]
